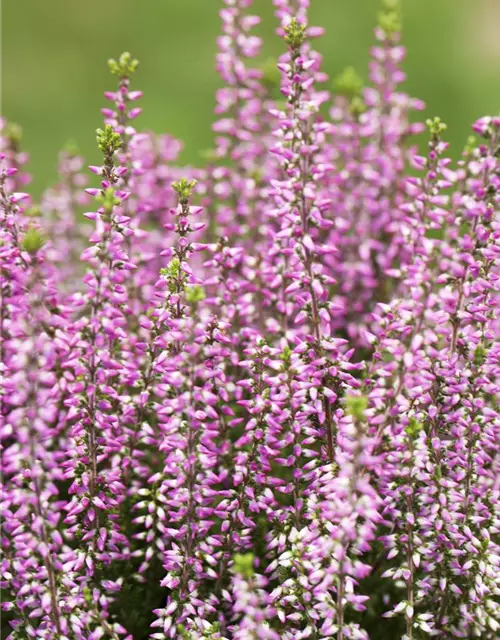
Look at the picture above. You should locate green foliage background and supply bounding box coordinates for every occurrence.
[2,0,500,195]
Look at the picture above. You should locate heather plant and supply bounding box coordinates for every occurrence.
[1,0,499,638]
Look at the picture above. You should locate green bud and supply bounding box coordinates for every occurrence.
[161,257,181,280]
[63,139,80,157]
[463,135,477,157]
[96,187,119,215]
[202,622,220,637]
[25,205,42,218]
[405,417,423,440]
[21,227,45,254]
[233,552,255,578]
[83,586,93,605]
[345,395,368,421]
[426,116,447,141]
[248,167,264,183]
[281,345,293,364]
[284,17,307,50]
[96,124,122,155]
[474,343,487,367]
[172,177,197,203]
[350,96,367,117]
[378,0,401,36]
[333,67,364,99]
[4,122,22,144]
[260,57,281,91]
[108,51,139,78]
[378,12,401,36]
[176,625,191,639]
[185,285,206,304]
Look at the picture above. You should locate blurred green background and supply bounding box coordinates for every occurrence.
[2,0,499,197]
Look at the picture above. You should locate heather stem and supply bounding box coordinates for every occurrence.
[26,264,63,636]
[449,131,498,354]
[286,24,335,463]
[406,439,415,640]
[337,570,345,640]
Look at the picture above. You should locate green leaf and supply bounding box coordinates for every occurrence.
[21,227,45,253]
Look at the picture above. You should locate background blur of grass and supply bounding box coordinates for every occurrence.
[2,0,499,197]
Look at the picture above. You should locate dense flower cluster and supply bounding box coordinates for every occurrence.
[1,1,499,638]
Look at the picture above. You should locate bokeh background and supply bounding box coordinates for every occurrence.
[2,0,500,197]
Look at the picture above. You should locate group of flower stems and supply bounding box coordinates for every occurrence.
[1,0,499,639]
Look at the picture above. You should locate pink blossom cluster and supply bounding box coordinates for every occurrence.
[1,1,499,638]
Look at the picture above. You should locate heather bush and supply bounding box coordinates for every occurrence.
[1,0,499,638]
